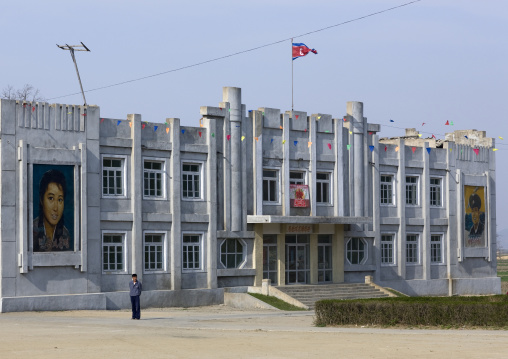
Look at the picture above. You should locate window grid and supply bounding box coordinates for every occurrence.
[381,234,394,265]
[102,158,124,196]
[103,234,124,271]
[182,163,201,199]
[263,169,278,202]
[406,234,419,264]
[316,172,331,204]
[430,178,442,206]
[380,175,394,205]
[289,171,305,185]
[405,176,418,205]
[144,234,164,271]
[144,161,164,198]
[346,238,366,265]
[431,234,443,263]
[182,234,201,270]
[220,239,244,269]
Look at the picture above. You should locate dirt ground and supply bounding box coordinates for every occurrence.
[1,305,507,359]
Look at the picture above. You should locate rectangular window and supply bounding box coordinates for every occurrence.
[102,158,124,196]
[431,234,443,264]
[144,234,164,271]
[289,171,305,185]
[103,234,124,272]
[316,172,331,204]
[430,178,442,206]
[144,160,164,198]
[182,234,202,270]
[406,234,419,264]
[263,235,278,285]
[381,234,395,265]
[263,169,279,203]
[380,175,394,205]
[182,163,201,199]
[405,176,419,205]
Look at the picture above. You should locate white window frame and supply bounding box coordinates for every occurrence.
[101,155,127,198]
[219,238,247,269]
[345,237,367,265]
[405,233,420,265]
[181,161,204,201]
[182,232,205,272]
[405,175,420,206]
[143,157,167,200]
[262,167,281,205]
[381,233,396,266]
[289,170,307,185]
[143,231,167,273]
[102,231,127,274]
[380,173,396,206]
[430,176,443,207]
[316,170,333,206]
[430,233,444,265]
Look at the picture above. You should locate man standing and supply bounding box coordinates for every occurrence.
[129,274,142,320]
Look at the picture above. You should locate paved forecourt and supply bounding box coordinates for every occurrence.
[0,306,507,358]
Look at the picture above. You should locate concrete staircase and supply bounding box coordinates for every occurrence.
[275,283,390,309]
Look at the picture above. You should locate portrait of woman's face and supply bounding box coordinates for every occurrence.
[42,182,64,227]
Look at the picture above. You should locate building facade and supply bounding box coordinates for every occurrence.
[0,87,500,312]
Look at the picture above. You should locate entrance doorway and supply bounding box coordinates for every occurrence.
[285,235,309,284]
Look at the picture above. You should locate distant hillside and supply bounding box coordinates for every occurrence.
[497,227,508,251]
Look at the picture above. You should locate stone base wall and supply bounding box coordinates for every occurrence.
[0,288,224,313]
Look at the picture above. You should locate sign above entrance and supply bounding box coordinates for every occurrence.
[290,184,309,207]
[286,224,313,234]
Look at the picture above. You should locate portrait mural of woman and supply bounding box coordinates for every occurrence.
[464,185,486,248]
[33,165,75,252]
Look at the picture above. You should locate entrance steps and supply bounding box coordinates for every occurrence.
[275,283,390,309]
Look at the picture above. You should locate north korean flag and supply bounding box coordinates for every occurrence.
[292,43,318,60]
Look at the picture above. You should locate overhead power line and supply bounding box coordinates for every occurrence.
[48,0,422,101]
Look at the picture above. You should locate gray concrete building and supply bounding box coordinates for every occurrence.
[0,87,500,312]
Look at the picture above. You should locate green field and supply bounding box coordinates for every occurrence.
[498,259,508,282]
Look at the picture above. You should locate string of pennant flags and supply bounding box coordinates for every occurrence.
[98,115,503,154]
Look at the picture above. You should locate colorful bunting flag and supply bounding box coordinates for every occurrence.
[464,136,468,139]
[212,133,215,137]
[255,137,259,141]
[389,119,394,122]
[271,139,273,143]
[499,136,503,140]
[426,148,431,154]
[473,148,479,155]
[117,120,121,126]
[100,118,105,123]
[294,141,297,146]
[418,134,422,138]
[432,134,436,139]
[422,123,425,126]
[227,135,231,141]
[166,127,169,134]
[384,146,387,152]
[280,126,283,130]
[308,142,312,148]
[241,136,245,141]
[81,113,86,116]
[450,121,454,125]
[327,143,332,150]
[369,145,374,152]
[343,117,347,122]
[347,144,351,150]
[68,112,72,114]
[141,123,145,129]
[369,132,373,135]
[395,146,399,152]
[445,120,449,125]
[154,126,158,132]
[349,131,352,135]
[295,115,299,119]
[282,140,286,144]
[199,131,202,137]
[130,122,133,128]
[181,129,185,134]
[32,106,35,112]
[412,147,416,153]
[318,116,321,119]
[325,130,329,133]
[493,148,498,151]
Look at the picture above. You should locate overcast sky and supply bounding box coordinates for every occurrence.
[2,1,508,240]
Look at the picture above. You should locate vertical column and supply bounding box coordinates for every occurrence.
[253,111,263,215]
[332,224,344,283]
[422,141,430,280]
[205,117,217,289]
[372,135,381,282]
[277,230,286,286]
[347,102,364,217]
[253,224,263,286]
[445,142,454,296]
[309,233,318,284]
[79,143,88,272]
[18,140,28,273]
[223,87,242,232]
[282,113,290,216]
[334,118,345,217]
[128,114,143,279]
[169,118,182,290]
[397,139,406,279]
[309,115,317,216]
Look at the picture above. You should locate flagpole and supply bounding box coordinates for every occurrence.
[291,38,294,115]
